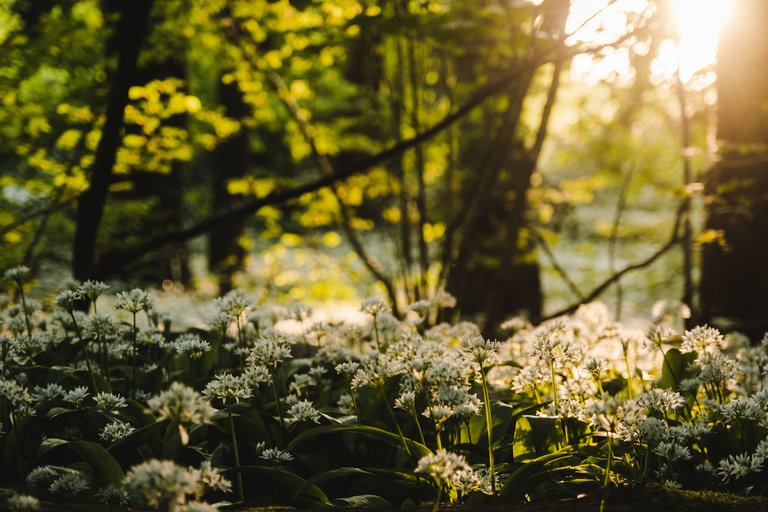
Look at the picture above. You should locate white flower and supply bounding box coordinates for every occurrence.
[115,289,153,314]
[174,334,212,360]
[634,388,684,416]
[49,472,90,496]
[415,449,474,486]
[461,335,500,368]
[124,459,199,510]
[681,325,724,354]
[260,448,294,464]
[100,420,136,443]
[215,290,250,321]
[361,298,390,317]
[4,265,30,283]
[203,373,251,405]
[78,280,110,303]
[287,399,321,424]
[63,386,90,407]
[248,331,292,369]
[148,382,216,424]
[716,453,763,481]
[7,493,40,510]
[94,392,127,413]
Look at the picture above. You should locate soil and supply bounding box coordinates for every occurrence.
[2,485,768,512]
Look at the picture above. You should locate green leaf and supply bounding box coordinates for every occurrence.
[660,348,696,390]
[500,448,575,504]
[286,424,432,459]
[68,440,125,485]
[512,415,563,459]
[236,465,330,507]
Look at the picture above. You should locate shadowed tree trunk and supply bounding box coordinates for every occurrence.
[208,77,251,294]
[700,0,768,339]
[71,0,154,282]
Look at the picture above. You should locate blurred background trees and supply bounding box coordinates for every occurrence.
[0,0,750,335]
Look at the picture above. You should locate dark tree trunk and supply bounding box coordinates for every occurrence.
[700,0,768,339]
[71,0,154,282]
[208,78,250,294]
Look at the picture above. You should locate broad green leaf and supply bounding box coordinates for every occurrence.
[68,440,125,485]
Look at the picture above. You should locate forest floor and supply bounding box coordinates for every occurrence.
[3,485,768,512]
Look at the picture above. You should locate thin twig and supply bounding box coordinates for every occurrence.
[541,202,685,322]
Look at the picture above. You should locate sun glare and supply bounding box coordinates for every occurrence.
[566,0,736,85]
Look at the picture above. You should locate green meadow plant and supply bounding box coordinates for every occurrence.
[2,276,768,510]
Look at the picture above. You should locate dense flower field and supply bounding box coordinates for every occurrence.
[1,265,767,511]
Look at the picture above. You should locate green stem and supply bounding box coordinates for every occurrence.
[69,311,98,393]
[549,360,559,414]
[272,370,286,429]
[17,282,33,339]
[600,434,613,512]
[480,366,496,494]
[379,385,410,456]
[623,347,634,399]
[131,312,138,400]
[228,405,245,502]
[432,482,443,512]
[412,409,427,446]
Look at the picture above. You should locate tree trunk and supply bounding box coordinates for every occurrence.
[71,0,154,282]
[208,77,250,294]
[700,0,768,339]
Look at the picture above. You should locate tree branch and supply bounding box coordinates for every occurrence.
[540,202,685,322]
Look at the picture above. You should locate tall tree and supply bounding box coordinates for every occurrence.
[700,0,768,339]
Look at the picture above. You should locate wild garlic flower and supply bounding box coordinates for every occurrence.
[461,335,500,369]
[78,280,110,303]
[115,289,153,314]
[49,471,91,496]
[148,382,216,424]
[55,289,83,312]
[415,449,473,485]
[63,387,90,407]
[530,330,578,369]
[248,331,292,369]
[716,452,764,481]
[654,441,692,462]
[100,420,136,443]
[634,388,684,417]
[260,448,294,464]
[31,383,65,402]
[395,390,417,413]
[203,373,251,405]
[243,365,271,387]
[95,485,130,506]
[7,493,40,511]
[287,399,321,424]
[94,392,128,413]
[697,352,738,388]
[196,461,232,494]
[291,303,313,322]
[4,265,30,284]
[83,314,122,340]
[720,396,765,423]
[423,404,454,423]
[123,459,200,511]
[584,358,607,381]
[681,325,724,354]
[215,290,250,321]
[544,397,585,420]
[174,334,212,360]
[334,361,360,378]
[361,298,390,317]
[27,466,65,492]
[645,325,678,349]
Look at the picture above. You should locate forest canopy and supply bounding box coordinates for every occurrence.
[1,0,761,335]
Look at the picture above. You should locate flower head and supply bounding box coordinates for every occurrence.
[148,382,216,424]
[115,289,153,314]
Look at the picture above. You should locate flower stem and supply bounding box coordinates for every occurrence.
[379,385,410,456]
[432,482,443,512]
[600,434,614,512]
[228,405,245,502]
[272,371,286,429]
[131,312,138,400]
[480,366,496,494]
[69,311,98,393]
[17,283,33,339]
